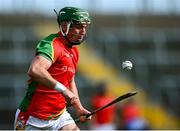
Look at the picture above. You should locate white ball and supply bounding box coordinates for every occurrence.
[122,60,133,70]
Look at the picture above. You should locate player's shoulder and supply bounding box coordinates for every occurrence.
[36,33,60,48]
[42,33,59,43]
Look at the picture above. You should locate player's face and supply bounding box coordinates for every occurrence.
[67,23,89,43]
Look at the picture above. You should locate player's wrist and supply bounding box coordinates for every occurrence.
[54,82,66,92]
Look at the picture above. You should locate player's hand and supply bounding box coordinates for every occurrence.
[62,89,77,106]
[77,107,92,122]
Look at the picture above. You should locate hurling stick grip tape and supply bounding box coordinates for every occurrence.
[75,91,137,123]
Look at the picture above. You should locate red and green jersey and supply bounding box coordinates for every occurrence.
[19,32,79,120]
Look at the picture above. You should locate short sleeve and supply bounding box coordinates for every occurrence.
[36,39,54,62]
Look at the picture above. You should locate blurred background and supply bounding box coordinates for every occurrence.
[0,0,180,130]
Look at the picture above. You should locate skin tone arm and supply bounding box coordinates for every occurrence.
[69,77,83,109]
[28,55,57,87]
[28,55,76,102]
[69,77,91,121]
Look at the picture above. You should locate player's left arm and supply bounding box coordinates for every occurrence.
[69,77,91,122]
[69,77,83,110]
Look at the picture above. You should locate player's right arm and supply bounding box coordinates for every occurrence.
[28,55,56,88]
[28,36,76,102]
[28,55,76,100]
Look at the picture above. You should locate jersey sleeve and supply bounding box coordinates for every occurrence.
[35,35,60,63]
[36,39,53,62]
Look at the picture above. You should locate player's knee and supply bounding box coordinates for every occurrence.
[60,124,79,130]
[72,125,80,131]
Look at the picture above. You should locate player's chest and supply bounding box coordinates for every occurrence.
[55,48,78,69]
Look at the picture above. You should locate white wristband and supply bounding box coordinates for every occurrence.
[54,82,66,92]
